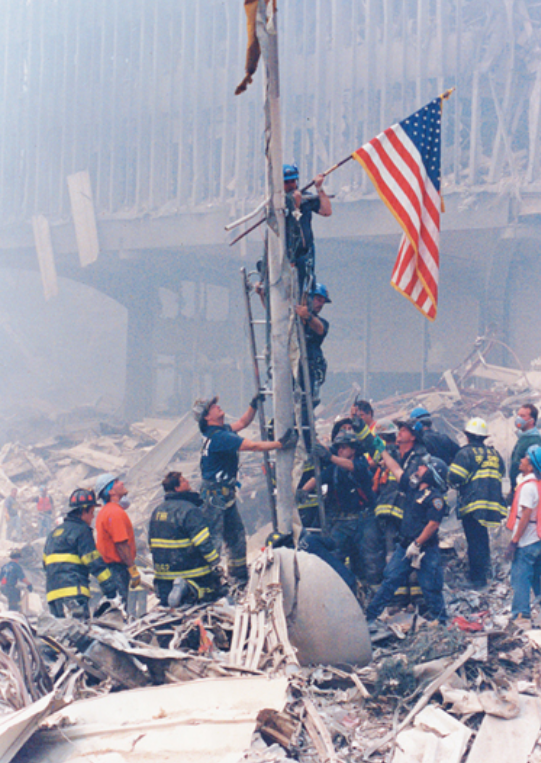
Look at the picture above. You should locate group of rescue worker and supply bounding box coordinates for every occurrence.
[3,396,536,632]
[2,166,540,634]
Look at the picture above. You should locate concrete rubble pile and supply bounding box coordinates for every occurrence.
[3,525,541,763]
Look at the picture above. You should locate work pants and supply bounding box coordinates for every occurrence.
[108,563,130,606]
[38,511,53,538]
[7,515,21,542]
[366,543,447,623]
[48,595,90,619]
[511,540,541,619]
[462,513,491,585]
[154,574,220,608]
[374,515,423,606]
[2,586,21,612]
[329,513,385,585]
[200,493,247,583]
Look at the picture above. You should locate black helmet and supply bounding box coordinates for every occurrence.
[333,431,358,449]
[422,456,448,491]
[68,488,97,513]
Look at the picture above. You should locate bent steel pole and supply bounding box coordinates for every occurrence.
[257,0,296,535]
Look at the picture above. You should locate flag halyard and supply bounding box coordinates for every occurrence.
[353,97,444,320]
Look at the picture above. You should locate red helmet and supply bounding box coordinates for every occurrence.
[68,488,97,512]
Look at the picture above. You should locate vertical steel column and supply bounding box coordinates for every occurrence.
[259,0,296,535]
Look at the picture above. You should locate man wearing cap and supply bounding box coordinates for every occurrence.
[448,418,507,589]
[283,165,332,290]
[95,474,139,605]
[509,404,541,496]
[505,445,541,628]
[409,407,459,465]
[194,396,297,583]
[0,550,32,612]
[43,489,117,618]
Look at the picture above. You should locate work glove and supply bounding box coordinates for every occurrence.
[312,442,332,463]
[128,565,141,589]
[505,541,518,562]
[279,427,298,450]
[405,541,425,570]
[26,584,33,593]
[249,392,265,410]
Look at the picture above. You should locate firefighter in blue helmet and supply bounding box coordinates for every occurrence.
[295,282,331,409]
[43,489,117,618]
[409,406,459,465]
[283,163,332,290]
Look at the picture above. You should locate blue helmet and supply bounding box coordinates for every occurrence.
[411,406,430,420]
[283,163,299,182]
[313,283,332,303]
[527,444,541,475]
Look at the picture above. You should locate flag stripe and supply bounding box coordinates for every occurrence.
[353,97,443,320]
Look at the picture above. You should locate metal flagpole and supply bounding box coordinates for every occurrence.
[257,0,296,536]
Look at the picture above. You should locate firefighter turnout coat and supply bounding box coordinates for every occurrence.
[448,444,507,527]
[149,491,221,598]
[43,514,116,604]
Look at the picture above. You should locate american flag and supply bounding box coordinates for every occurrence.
[353,97,445,321]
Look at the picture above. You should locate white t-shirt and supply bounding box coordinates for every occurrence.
[514,473,540,547]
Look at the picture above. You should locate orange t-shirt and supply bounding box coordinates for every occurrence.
[96,502,136,565]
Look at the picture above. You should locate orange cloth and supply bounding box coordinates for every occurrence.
[96,502,136,565]
[37,496,52,513]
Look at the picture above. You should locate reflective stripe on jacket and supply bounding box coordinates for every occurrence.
[448,444,507,527]
[43,515,115,602]
[149,491,220,583]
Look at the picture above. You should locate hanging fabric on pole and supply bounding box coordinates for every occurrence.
[235,0,277,96]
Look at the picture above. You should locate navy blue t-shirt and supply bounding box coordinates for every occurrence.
[320,457,374,517]
[200,425,244,483]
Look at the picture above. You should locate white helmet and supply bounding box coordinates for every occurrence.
[375,418,399,437]
[95,473,116,500]
[464,417,488,438]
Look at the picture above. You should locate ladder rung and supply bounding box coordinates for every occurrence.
[251,319,267,325]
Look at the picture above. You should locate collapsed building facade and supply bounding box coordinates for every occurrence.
[0,0,540,423]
